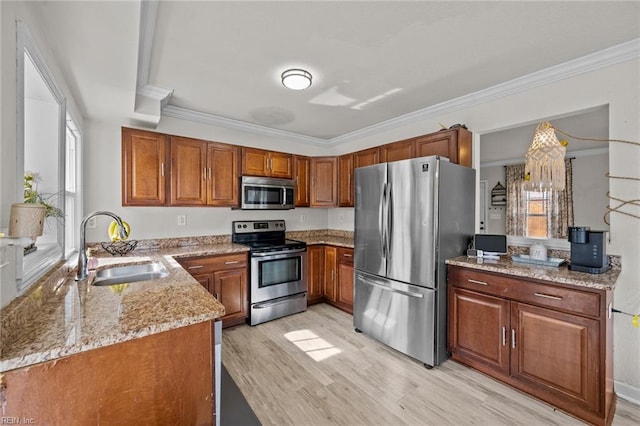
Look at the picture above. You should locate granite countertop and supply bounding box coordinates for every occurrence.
[288,230,354,248]
[446,255,620,291]
[0,242,249,373]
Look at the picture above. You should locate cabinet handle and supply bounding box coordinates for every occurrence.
[331,270,335,281]
[161,162,165,177]
[224,261,239,265]
[348,174,351,188]
[343,253,353,257]
[208,167,212,180]
[502,326,506,346]
[188,265,204,270]
[468,279,488,286]
[534,292,562,301]
[214,292,219,300]
[203,167,207,180]
[511,329,516,348]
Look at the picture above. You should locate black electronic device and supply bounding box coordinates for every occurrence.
[473,234,508,257]
[567,226,610,274]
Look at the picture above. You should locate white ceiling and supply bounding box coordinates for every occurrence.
[31,1,640,145]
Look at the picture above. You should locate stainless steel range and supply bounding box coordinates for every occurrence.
[232,220,307,325]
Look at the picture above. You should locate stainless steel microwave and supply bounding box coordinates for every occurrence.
[240,176,295,210]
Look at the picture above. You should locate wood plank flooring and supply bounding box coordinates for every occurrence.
[222,304,640,426]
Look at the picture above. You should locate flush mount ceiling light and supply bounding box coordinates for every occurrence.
[281,68,312,90]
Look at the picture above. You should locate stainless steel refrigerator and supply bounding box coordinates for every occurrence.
[353,156,475,367]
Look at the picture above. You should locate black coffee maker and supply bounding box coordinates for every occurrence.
[568,226,610,273]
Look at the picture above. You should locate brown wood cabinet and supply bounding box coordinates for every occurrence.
[170,136,239,207]
[310,157,338,207]
[306,245,354,314]
[415,127,472,167]
[353,147,380,168]
[381,138,415,162]
[335,247,354,314]
[122,127,168,206]
[2,321,215,424]
[293,155,310,207]
[241,147,292,178]
[338,154,355,207]
[448,265,614,426]
[307,245,325,305]
[178,253,248,328]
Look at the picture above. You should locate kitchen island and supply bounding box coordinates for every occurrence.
[0,240,248,424]
[446,255,619,426]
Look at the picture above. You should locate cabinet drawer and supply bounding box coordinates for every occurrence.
[178,253,247,274]
[448,267,601,317]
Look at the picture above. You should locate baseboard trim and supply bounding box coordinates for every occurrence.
[615,380,640,406]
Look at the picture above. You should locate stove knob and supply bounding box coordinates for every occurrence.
[242,224,247,228]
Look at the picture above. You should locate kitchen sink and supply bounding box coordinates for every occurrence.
[91,262,169,286]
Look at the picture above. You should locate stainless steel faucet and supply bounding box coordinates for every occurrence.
[76,211,128,281]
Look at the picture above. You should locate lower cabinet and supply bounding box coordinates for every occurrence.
[178,253,248,328]
[2,321,215,424]
[448,265,614,426]
[307,245,354,314]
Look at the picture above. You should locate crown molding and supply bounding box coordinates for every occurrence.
[329,38,640,145]
[162,105,328,145]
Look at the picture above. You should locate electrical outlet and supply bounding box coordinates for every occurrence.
[300,214,306,223]
[177,215,186,226]
[86,217,96,228]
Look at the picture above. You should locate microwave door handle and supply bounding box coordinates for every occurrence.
[282,186,286,206]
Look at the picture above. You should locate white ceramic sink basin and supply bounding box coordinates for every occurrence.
[92,262,169,286]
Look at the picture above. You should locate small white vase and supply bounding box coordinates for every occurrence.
[8,203,46,238]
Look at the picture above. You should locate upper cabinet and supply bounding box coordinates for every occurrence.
[241,147,292,179]
[381,138,415,163]
[310,157,338,207]
[415,127,472,167]
[170,136,239,207]
[338,147,381,207]
[293,155,310,207]
[122,127,169,206]
[338,154,354,207]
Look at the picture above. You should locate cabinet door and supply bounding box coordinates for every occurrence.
[293,155,310,207]
[192,273,214,294]
[310,157,338,207]
[269,151,293,179]
[415,128,472,167]
[354,147,380,168]
[213,268,248,328]
[510,302,600,411]
[338,154,354,207]
[207,142,239,206]
[170,137,207,205]
[381,138,415,163]
[448,287,510,376]
[241,147,269,176]
[306,245,325,305]
[336,248,354,313]
[323,246,337,302]
[122,127,168,206]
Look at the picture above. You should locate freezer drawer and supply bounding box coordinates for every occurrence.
[354,271,437,366]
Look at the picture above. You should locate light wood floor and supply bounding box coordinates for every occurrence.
[222,304,640,426]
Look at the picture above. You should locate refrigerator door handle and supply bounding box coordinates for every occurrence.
[357,274,424,299]
[379,182,387,258]
[386,183,393,260]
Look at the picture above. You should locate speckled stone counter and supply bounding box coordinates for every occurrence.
[446,255,620,291]
[0,241,249,373]
[288,229,354,248]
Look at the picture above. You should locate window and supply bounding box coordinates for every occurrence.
[16,21,80,294]
[525,191,548,238]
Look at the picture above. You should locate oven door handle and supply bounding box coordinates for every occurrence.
[253,293,306,309]
[252,248,307,257]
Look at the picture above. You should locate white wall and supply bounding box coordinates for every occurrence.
[479,166,506,234]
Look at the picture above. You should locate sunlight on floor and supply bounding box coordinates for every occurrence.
[284,329,342,362]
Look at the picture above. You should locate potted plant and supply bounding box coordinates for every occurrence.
[10,172,64,254]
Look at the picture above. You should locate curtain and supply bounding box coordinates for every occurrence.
[505,160,574,238]
[548,159,574,238]
[505,163,527,236]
